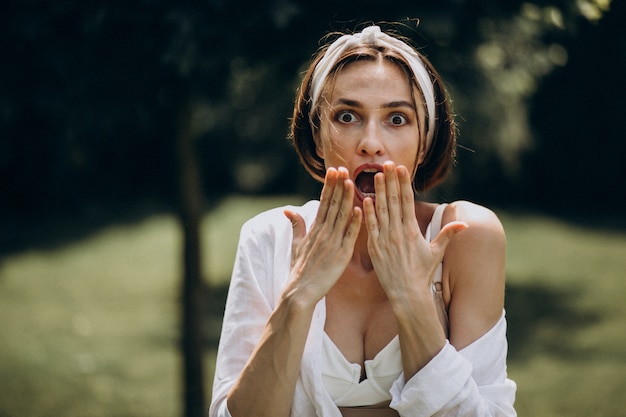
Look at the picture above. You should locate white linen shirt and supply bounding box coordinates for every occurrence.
[209,200,517,417]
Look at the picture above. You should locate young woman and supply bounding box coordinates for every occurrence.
[209,25,517,417]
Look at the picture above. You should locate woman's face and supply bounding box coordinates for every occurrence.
[316,59,424,204]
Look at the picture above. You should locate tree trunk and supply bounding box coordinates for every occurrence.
[175,84,207,417]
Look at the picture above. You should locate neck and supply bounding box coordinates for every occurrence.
[352,223,374,271]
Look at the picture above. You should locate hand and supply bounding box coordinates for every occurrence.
[283,167,362,307]
[363,161,467,301]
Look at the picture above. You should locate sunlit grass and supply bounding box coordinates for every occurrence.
[203,195,307,284]
[500,211,626,417]
[0,197,624,417]
[0,195,302,417]
[0,215,182,417]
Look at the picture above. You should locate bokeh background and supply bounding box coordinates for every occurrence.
[1,0,625,416]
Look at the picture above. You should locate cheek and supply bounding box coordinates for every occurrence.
[315,122,340,159]
[395,136,421,171]
[316,135,354,169]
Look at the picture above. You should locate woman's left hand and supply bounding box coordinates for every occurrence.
[363,161,467,302]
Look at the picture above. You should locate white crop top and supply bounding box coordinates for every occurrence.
[322,204,449,407]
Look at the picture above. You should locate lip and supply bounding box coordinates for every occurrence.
[353,163,384,202]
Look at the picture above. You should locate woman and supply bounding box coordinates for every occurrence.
[210,25,517,417]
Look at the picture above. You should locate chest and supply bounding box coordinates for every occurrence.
[323,266,399,367]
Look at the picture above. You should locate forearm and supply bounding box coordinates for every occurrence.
[226,292,315,417]
[390,314,517,417]
[391,286,447,380]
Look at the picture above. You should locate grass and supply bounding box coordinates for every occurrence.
[500,211,626,417]
[0,196,625,416]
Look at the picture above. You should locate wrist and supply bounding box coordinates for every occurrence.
[390,285,445,337]
[386,281,432,314]
[279,284,319,318]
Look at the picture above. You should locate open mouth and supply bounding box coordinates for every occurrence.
[354,166,382,200]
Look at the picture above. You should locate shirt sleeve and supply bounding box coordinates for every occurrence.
[389,312,517,417]
[208,216,281,417]
[212,399,233,417]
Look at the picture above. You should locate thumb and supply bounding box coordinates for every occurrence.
[284,210,307,263]
[430,221,469,260]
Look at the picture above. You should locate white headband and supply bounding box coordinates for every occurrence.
[310,26,436,151]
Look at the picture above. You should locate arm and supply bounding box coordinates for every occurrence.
[225,291,316,417]
[209,216,288,417]
[389,314,517,417]
[211,168,362,417]
[445,201,506,352]
[389,201,516,417]
[364,163,515,416]
[363,162,468,377]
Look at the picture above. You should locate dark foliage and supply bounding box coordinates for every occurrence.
[0,0,622,224]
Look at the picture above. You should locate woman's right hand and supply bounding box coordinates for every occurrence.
[226,167,361,417]
[283,167,362,307]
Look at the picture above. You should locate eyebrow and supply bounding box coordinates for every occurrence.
[334,98,415,109]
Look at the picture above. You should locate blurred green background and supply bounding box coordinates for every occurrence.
[1,0,625,416]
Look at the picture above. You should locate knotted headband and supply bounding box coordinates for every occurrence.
[309,25,436,152]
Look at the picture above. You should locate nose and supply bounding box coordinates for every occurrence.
[358,120,385,156]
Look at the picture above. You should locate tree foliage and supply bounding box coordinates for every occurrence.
[0,0,622,222]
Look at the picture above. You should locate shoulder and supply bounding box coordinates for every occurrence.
[444,200,504,233]
[442,199,505,262]
[235,200,319,278]
[441,201,506,300]
[240,200,320,238]
[442,200,505,249]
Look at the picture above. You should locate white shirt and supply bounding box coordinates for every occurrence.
[209,200,517,417]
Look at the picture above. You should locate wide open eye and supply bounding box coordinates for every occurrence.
[336,110,358,124]
[388,113,408,126]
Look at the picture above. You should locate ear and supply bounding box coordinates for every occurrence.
[415,142,426,166]
[416,148,426,166]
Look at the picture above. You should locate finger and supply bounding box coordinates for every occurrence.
[284,210,307,265]
[363,197,379,241]
[324,168,347,227]
[343,206,363,248]
[397,165,417,226]
[430,221,469,260]
[336,166,350,180]
[383,161,402,224]
[374,171,389,229]
[316,168,339,224]
[335,178,355,229]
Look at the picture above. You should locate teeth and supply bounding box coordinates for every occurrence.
[362,168,380,173]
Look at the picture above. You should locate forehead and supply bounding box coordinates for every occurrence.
[328,59,415,104]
